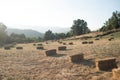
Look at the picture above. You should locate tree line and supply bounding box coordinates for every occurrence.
[100,11,120,31]
[0,10,119,46]
[0,18,91,46]
[44,19,91,40]
[0,23,42,47]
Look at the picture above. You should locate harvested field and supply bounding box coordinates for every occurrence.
[0,39,120,80]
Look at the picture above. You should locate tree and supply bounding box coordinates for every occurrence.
[54,33,66,39]
[100,11,120,31]
[10,33,26,43]
[0,23,8,46]
[44,30,55,40]
[71,19,90,36]
[65,32,71,37]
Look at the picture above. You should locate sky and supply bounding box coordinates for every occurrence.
[0,0,120,32]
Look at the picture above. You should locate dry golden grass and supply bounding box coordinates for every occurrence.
[0,38,120,80]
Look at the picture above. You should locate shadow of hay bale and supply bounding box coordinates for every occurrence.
[73,59,95,67]
[95,38,100,40]
[65,49,73,51]
[16,47,23,50]
[50,54,66,57]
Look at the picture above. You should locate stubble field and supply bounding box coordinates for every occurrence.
[0,35,120,80]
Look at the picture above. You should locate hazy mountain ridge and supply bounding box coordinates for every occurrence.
[7,28,44,38]
[6,26,70,38]
[36,26,70,33]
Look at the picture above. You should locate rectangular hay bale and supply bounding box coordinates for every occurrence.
[69,53,84,62]
[95,57,117,71]
[33,44,36,46]
[45,49,57,56]
[69,42,73,45]
[16,47,23,50]
[108,37,114,41]
[89,41,93,44]
[36,46,44,50]
[63,43,66,45]
[82,41,88,44]
[37,44,42,46]
[58,46,66,50]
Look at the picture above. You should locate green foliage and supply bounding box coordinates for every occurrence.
[44,30,71,40]
[9,33,43,43]
[44,30,55,40]
[55,33,67,39]
[0,23,8,46]
[9,33,26,43]
[71,19,90,36]
[100,11,120,31]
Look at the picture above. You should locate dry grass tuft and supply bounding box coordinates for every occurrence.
[112,68,120,79]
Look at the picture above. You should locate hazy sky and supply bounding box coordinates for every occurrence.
[0,0,120,32]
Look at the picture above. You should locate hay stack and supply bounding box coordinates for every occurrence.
[69,53,84,62]
[89,41,94,44]
[108,37,114,41]
[4,47,10,50]
[45,49,57,56]
[58,46,66,50]
[37,43,42,46]
[112,68,120,79]
[82,41,88,44]
[36,46,44,50]
[33,44,36,46]
[69,42,73,45]
[16,47,23,50]
[63,43,66,45]
[95,57,117,71]
[46,42,48,44]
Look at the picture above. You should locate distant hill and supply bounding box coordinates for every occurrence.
[36,26,70,33]
[6,28,44,38]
